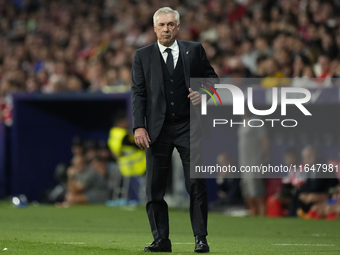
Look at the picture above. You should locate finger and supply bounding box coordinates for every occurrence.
[188,88,193,93]
[191,95,200,101]
[143,137,150,148]
[191,92,200,99]
[191,97,201,103]
[146,132,151,142]
[136,137,145,149]
[139,140,146,149]
[140,140,146,149]
[137,136,147,149]
[194,92,201,98]
[192,99,201,104]
[191,97,199,103]
[194,99,201,104]
[189,94,199,100]
[135,139,143,149]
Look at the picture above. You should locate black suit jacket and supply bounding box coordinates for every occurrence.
[131,40,218,143]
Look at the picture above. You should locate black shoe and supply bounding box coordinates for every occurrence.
[143,238,172,252]
[194,236,210,253]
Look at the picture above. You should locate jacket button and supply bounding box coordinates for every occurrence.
[171,102,174,105]
[170,79,173,82]
[170,91,173,94]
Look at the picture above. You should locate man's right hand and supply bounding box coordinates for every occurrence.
[134,128,151,149]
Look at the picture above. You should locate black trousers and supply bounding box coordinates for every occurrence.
[145,119,208,240]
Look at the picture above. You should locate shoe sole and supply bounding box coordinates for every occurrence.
[143,250,172,253]
[143,248,172,252]
[194,249,210,253]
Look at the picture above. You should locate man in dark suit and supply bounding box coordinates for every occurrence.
[131,7,218,253]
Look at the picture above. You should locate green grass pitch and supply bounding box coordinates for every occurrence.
[0,202,339,254]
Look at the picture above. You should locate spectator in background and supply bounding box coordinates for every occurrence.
[261,58,291,88]
[107,110,146,177]
[320,32,338,59]
[0,79,23,125]
[293,146,339,218]
[49,137,119,204]
[97,139,120,200]
[292,54,311,78]
[240,38,258,75]
[64,154,109,205]
[87,59,107,92]
[267,148,303,217]
[2,0,340,97]
[44,75,65,93]
[105,67,119,85]
[48,136,84,203]
[315,54,333,86]
[71,136,85,157]
[255,55,268,78]
[118,65,132,88]
[66,75,83,92]
[306,184,340,220]
[25,76,41,93]
[107,110,146,204]
[254,36,272,57]
[97,140,116,163]
[331,58,340,79]
[292,59,320,88]
[301,150,340,219]
[83,139,98,163]
[238,108,269,216]
[328,150,340,180]
[210,152,242,210]
[273,48,292,77]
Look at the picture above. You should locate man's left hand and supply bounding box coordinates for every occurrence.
[188,88,201,105]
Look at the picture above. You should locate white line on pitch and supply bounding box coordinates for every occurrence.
[63,242,85,245]
[272,244,335,246]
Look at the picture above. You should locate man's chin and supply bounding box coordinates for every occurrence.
[160,39,174,46]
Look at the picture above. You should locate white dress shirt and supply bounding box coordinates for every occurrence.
[157,40,179,69]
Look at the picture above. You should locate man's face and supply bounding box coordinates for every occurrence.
[284,154,296,165]
[318,56,330,73]
[302,148,316,165]
[154,13,180,47]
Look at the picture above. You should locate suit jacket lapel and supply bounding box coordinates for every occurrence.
[178,40,190,89]
[150,42,165,96]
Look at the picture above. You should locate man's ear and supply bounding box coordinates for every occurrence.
[177,23,180,31]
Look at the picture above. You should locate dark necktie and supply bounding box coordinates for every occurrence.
[165,48,174,75]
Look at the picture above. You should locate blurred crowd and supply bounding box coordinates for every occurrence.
[2,0,340,123]
[48,110,145,206]
[47,137,119,205]
[1,0,340,97]
[213,146,340,219]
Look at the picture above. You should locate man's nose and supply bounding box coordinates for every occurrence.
[162,25,169,32]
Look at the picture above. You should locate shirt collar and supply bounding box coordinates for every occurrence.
[157,40,178,53]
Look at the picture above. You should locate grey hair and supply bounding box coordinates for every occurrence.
[153,7,180,25]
